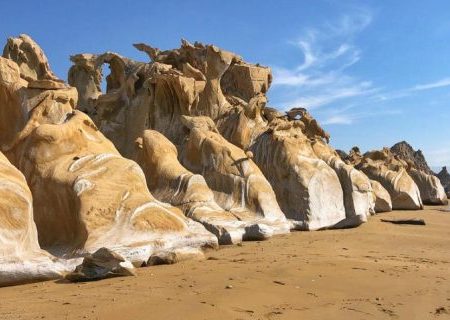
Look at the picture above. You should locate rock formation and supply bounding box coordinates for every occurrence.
[436,167,450,198]
[390,141,446,204]
[0,34,217,280]
[0,151,68,286]
[0,33,436,287]
[344,147,423,210]
[65,248,135,282]
[370,180,393,213]
[391,141,433,175]
[134,129,290,244]
[69,40,377,230]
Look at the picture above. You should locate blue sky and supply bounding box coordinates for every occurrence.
[1,0,449,169]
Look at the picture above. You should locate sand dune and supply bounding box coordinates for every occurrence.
[1,205,449,320]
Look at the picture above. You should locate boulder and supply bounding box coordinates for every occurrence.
[408,168,447,205]
[178,116,290,236]
[135,129,289,244]
[370,180,393,213]
[1,35,217,268]
[66,248,135,282]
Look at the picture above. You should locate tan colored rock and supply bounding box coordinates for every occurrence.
[351,148,423,210]
[390,141,447,205]
[249,118,346,230]
[69,40,374,230]
[312,139,375,226]
[135,129,289,243]
[0,152,68,286]
[65,248,135,282]
[1,35,217,269]
[370,180,392,213]
[408,168,447,205]
[69,44,291,237]
[178,116,290,236]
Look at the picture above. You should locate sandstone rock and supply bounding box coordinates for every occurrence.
[390,141,447,205]
[350,148,423,210]
[0,152,68,286]
[178,116,290,236]
[408,168,447,205]
[134,129,289,244]
[1,35,217,269]
[65,248,135,282]
[250,119,346,230]
[68,40,376,230]
[370,180,392,213]
[69,45,290,237]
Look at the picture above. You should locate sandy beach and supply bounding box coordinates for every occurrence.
[1,205,449,320]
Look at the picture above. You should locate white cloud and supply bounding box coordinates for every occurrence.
[320,108,402,126]
[322,115,354,125]
[372,77,450,102]
[411,77,450,91]
[270,9,377,111]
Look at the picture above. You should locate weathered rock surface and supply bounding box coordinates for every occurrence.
[0,34,217,274]
[135,129,289,244]
[436,166,450,198]
[346,148,423,210]
[65,248,135,282]
[0,152,68,286]
[370,180,393,213]
[178,116,290,236]
[408,168,447,205]
[68,40,376,230]
[390,141,447,204]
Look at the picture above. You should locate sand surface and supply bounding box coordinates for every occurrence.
[1,206,450,320]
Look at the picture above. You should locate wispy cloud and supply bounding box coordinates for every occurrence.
[320,105,401,125]
[373,77,450,102]
[270,8,376,111]
[410,77,450,91]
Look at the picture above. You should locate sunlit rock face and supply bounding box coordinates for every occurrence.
[68,42,291,236]
[178,116,290,236]
[408,168,447,205]
[345,147,423,210]
[369,180,393,213]
[135,129,290,243]
[390,141,447,205]
[0,151,68,286]
[0,35,217,272]
[311,139,375,227]
[68,40,377,230]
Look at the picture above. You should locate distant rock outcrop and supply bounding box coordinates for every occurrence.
[345,146,447,207]
[345,147,423,210]
[391,141,433,175]
[390,141,446,204]
[436,166,450,198]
